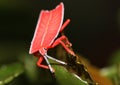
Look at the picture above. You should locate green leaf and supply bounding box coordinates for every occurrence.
[100,66,118,78]
[109,49,120,65]
[0,62,24,85]
[100,65,120,85]
[23,54,88,85]
[101,49,120,85]
[50,60,88,85]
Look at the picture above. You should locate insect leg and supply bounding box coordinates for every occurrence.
[60,19,70,32]
[37,56,49,69]
[49,35,75,56]
[48,36,67,48]
[43,54,55,73]
[45,53,67,65]
[59,40,75,56]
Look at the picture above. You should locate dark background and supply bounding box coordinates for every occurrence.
[0,0,120,68]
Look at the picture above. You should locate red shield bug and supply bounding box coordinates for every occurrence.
[29,2,75,73]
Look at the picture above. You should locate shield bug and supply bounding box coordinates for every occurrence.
[29,2,75,73]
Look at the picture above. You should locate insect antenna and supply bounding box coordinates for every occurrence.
[42,54,54,73]
[44,53,67,65]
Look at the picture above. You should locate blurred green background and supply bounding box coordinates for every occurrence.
[0,0,120,68]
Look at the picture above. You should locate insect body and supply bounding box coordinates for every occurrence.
[29,3,75,73]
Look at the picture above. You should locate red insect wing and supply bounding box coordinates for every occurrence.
[29,3,64,54]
